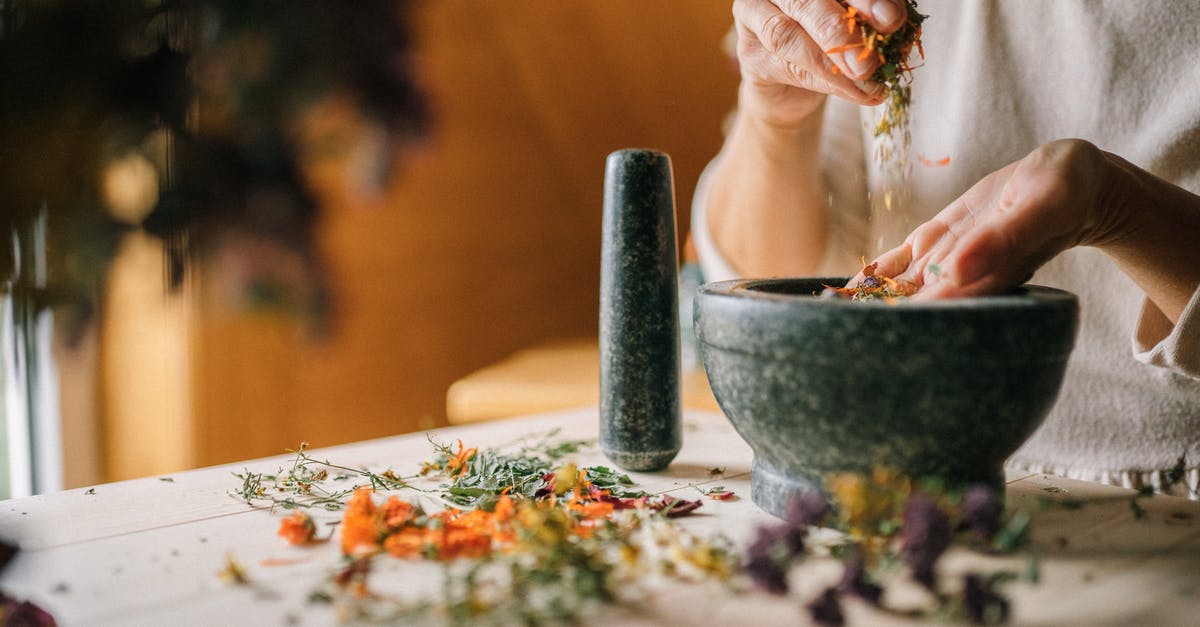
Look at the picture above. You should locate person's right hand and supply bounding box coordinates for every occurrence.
[732,0,907,128]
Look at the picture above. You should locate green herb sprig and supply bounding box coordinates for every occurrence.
[231,442,420,511]
[422,432,643,511]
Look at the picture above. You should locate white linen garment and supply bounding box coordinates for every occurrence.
[693,0,1200,497]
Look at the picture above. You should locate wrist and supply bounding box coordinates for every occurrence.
[1084,150,1134,248]
[705,88,829,277]
[1088,150,1163,251]
[736,80,826,135]
[731,97,825,167]
[1091,150,1200,323]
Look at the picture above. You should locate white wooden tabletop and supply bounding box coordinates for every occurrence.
[2,407,1198,626]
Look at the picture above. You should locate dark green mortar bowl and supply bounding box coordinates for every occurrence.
[694,277,1079,519]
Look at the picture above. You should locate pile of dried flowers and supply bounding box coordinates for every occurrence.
[232,432,736,624]
[745,469,1033,625]
[233,440,1188,624]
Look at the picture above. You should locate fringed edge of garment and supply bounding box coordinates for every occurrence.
[1006,458,1200,500]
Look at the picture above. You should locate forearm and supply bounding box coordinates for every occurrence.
[1099,152,1200,324]
[703,89,829,277]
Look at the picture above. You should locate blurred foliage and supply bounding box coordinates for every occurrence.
[0,0,427,325]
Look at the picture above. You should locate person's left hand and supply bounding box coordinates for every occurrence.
[856,139,1124,298]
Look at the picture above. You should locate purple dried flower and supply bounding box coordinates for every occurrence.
[744,523,807,594]
[862,275,882,289]
[743,492,830,594]
[838,553,883,606]
[807,587,845,626]
[963,573,1011,624]
[900,494,952,588]
[961,484,1004,544]
[0,540,16,572]
[785,490,830,527]
[0,592,57,626]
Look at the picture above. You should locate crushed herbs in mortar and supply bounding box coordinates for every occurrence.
[822,260,918,302]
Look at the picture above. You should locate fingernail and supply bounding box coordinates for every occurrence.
[872,1,903,30]
[854,79,884,99]
[843,51,873,79]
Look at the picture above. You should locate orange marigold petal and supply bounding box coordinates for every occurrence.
[277,511,316,545]
[380,496,415,529]
[383,530,426,558]
[918,154,952,168]
[825,43,864,55]
[439,527,492,559]
[494,495,516,522]
[340,488,382,556]
[578,501,614,519]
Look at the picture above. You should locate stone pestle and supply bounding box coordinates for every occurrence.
[599,148,682,472]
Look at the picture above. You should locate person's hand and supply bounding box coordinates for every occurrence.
[732,0,907,128]
[859,139,1125,299]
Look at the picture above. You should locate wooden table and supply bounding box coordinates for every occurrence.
[445,338,719,424]
[3,407,1199,625]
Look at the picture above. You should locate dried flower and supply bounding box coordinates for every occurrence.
[657,495,704,518]
[807,587,846,626]
[444,440,478,478]
[0,540,16,572]
[379,496,416,530]
[838,553,883,606]
[217,553,250,585]
[900,494,951,588]
[277,511,318,545]
[827,468,911,537]
[0,592,57,627]
[960,484,1004,544]
[785,490,831,527]
[340,488,383,556]
[963,573,1011,624]
[334,558,372,600]
[745,522,808,595]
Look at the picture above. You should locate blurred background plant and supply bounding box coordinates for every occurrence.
[1,0,426,327]
[0,0,426,497]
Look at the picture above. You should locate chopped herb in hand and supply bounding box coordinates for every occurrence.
[829,1,928,170]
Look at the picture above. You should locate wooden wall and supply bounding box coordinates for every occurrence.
[103,0,739,476]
